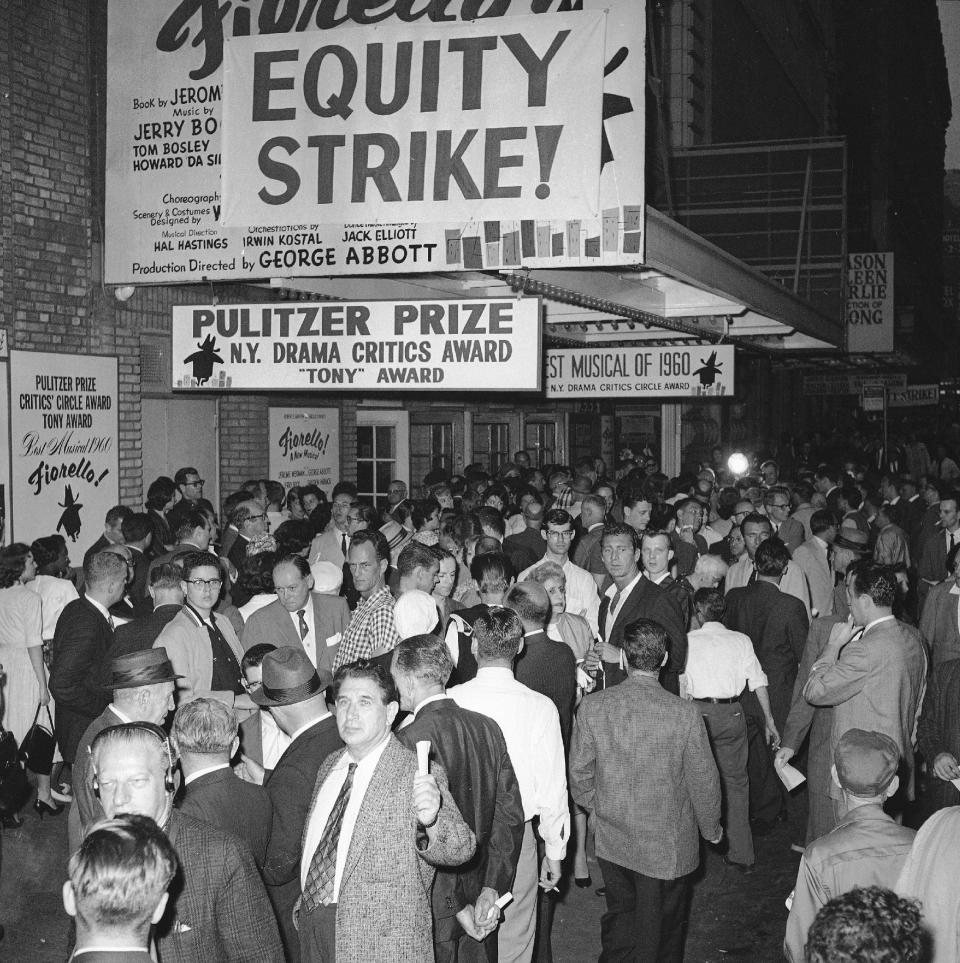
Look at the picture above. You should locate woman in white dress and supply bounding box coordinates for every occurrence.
[0,543,60,821]
[28,534,79,647]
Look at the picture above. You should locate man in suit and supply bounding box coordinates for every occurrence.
[72,648,179,851]
[669,498,708,579]
[791,510,837,617]
[570,618,722,963]
[725,539,809,833]
[392,634,525,963]
[244,647,343,963]
[120,513,154,616]
[920,549,960,666]
[803,562,927,830]
[571,494,607,589]
[242,555,350,677]
[111,563,185,660]
[764,487,804,555]
[503,496,547,575]
[598,524,687,691]
[173,698,272,870]
[166,467,216,538]
[90,723,284,963]
[227,501,271,609]
[309,491,355,569]
[82,505,132,568]
[916,490,960,616]
[63,813,178,963]
[149,508,216,578]
[50,551,127,767]
[297,660,475,963]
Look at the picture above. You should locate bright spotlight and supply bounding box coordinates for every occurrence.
[727,452,750,476]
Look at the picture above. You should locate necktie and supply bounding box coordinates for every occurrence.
[950,532,956,554]
[301,763,358,911]
[108,614,116,630]
[341,532,348,558]
[748,566,757,585]
[297,608,309,641]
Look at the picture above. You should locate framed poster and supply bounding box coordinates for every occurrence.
[8,351,120,560]
[268,408,340,498]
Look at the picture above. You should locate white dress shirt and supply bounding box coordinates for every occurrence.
[184,762,231,786]
[301,732,392,900]
[520,556,600,635]
[682,622,768,699]
[287,602,317,667]
[600,570,644,664]
[448,667,569,860]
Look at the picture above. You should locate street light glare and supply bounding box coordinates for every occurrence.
[727,452,750,476]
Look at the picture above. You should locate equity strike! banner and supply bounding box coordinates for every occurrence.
[105,0,645,282]
[223,15,604,227]
[8,352,119,559]
[171,298,541,391]
[546,346,736,399]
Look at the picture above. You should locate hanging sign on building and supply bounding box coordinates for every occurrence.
[269,408,340,496]
[887,383,940,408]
[801,372,906,396]
[171,298,541,391]
[222,15,604,228]
[545,345,735,399]
[846,252,894,353]
[8,352,119,559]
[103,0,645,283]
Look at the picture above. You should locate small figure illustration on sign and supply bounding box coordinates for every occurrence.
[693,351,723,387]
[57,485,83,541]
[184,334,224,385]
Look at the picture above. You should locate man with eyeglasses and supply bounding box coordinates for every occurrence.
[155,552,255,709]
[166,466,215,537]
[764,487,804,555]
[226,500,272,608]
[387,479,411,521]
[519,509,600,636]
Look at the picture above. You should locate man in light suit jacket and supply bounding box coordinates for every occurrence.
[308,492,355,569]
[63,814,178,963]
[50,551,128,764]
[791,511,837,617]
[916,492,960,617]
[570,618,722,963]
[242,555,349,676]
[297,660,475,963]
[393,634,525,963]
[90,723,283,963]
[803,562,927,829]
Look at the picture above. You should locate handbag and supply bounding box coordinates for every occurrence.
[18,704,56,776]
[0,725,31,816]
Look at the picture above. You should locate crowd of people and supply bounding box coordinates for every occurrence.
[3,438,960,961]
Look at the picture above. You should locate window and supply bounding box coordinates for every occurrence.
[356,409,409,510]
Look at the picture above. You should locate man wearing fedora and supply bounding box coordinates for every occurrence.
[783,729,916,962]
[335,530,399,670]
[244,647,343,963]
[70,648,179,851]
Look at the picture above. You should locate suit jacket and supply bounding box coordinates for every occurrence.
[155,608,245,705]
[178,767,273,869]
[300,737,476,963]
[502,527,547,574]
[724,581,809,730]
[514,631,577,749]
[569,673,721,879]
[161,810,283,963]
[227,536,255,608]
[920,580,960,666]
[669,531,705,580]
[916,657,960,813]
[309,523,350,568]
[263,715,343,961]
[111,603,182,659]
[599,576,687,676]
[397,699,524,930]
[917,528,953,616]
[241,595,349,677]
[792,538,834,616]
[803,617,927,801]
[127,546,153,616]
[70,705,125,852]
[82,534,113,567]
[777,516,805,556]
[49,596,114,763]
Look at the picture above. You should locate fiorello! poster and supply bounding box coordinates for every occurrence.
[268,408,340,497]
[104,0,645,283]
[8,352,119,559]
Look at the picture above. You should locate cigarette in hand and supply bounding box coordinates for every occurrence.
[416,740,431,776]
[486,891,513,921]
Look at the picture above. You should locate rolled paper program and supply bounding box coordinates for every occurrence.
[416,740,431,776]
[487,891,514,921]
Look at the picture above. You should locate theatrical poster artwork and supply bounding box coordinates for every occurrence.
[8,351,120,559]
[268,408,340,497]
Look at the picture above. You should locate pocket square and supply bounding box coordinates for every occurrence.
[326,632,342,647]
[174,921,192,934]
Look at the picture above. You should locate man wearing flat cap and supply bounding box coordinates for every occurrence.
[242,646,343,963]
[783,728,917,962]
[70,648,180,851]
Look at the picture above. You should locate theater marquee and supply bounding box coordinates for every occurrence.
[546,346,735,398]
[171,298,542,392]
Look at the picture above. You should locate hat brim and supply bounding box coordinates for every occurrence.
[250,672,332,707]
[833,536,869,553]
[105,670,184,689]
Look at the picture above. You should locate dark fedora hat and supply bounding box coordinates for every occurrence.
[251,646,333,707]
[106,648,182,689]
[834,525,870,554]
